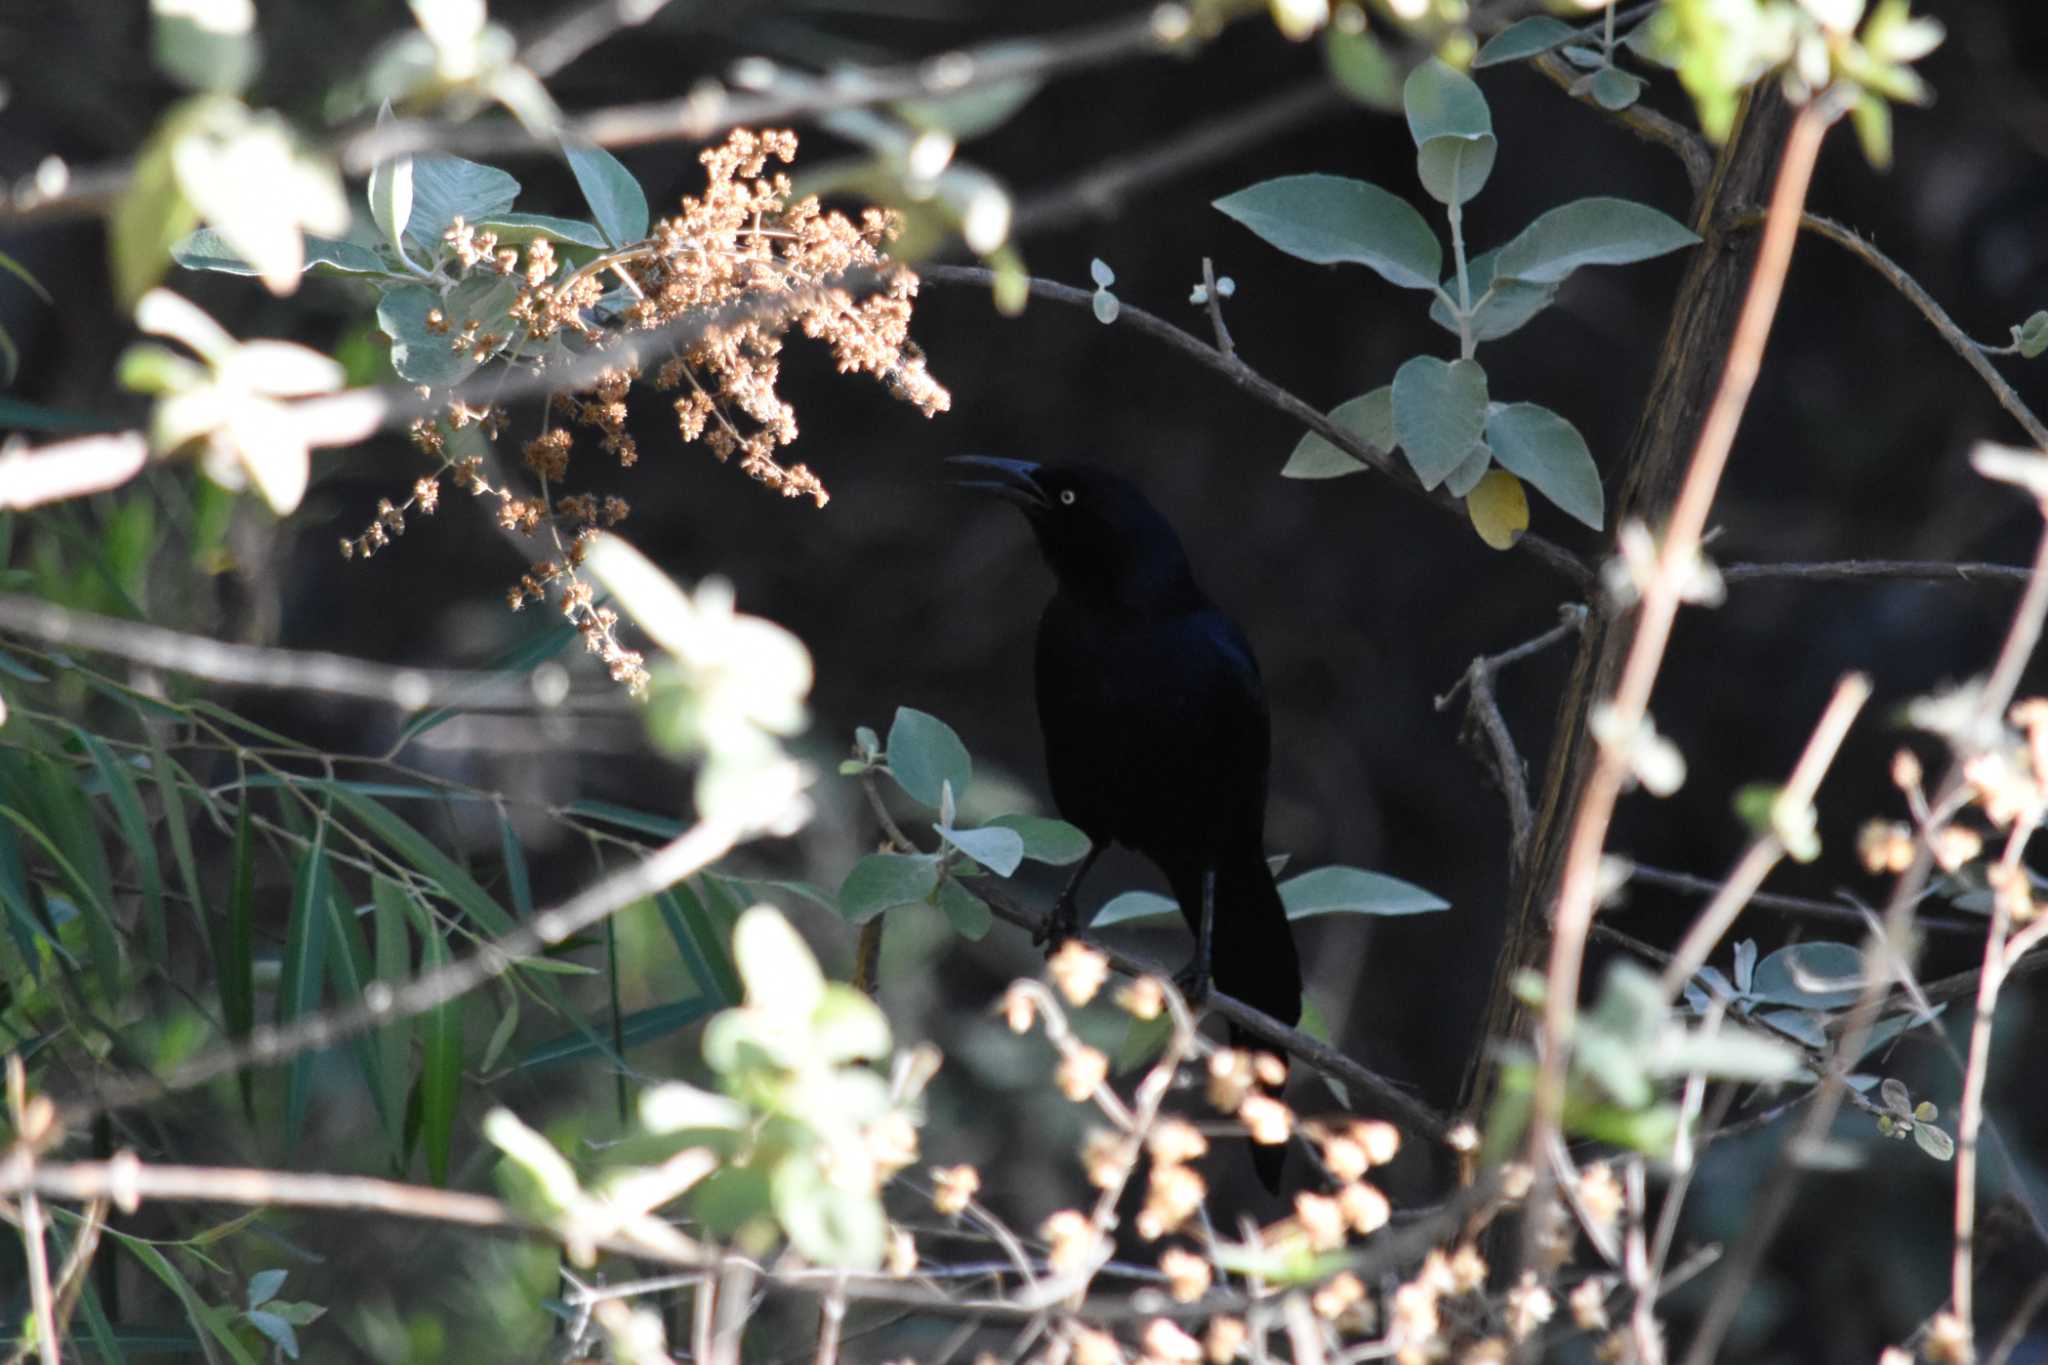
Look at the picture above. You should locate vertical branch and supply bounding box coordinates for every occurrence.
[1524,94,1840,1262]
[7,1057,60,1365]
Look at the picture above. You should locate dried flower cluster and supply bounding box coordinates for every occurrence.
[339,129,948,693]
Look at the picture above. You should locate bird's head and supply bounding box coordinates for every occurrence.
[948,457,1200,606]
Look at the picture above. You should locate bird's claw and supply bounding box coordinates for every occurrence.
[1036,895,1079,950]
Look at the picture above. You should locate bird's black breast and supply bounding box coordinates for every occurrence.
[1034,594,1270,861]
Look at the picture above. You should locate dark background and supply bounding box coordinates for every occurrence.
[7,0,2048,1359]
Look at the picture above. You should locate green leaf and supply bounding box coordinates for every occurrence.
[106,1229,260,1365]
[518,997,714,1071]
[477,212,610,250]
[813,983,893,1064]
[1494,196,1700,285]
[173,227,387,277]
[1474,16,1579,67]
[369,878,413,1150]
[886,707,971,809]
[403,154,520,253]
[732,904,824,1017]
[1404,61,1496,205]
[984,814,1091,865]
[152,1,258,95]
[1091,889,1181,928]
[1278,866,1449,918]
[245,1267,287,1311]
[78,729,164,963]
[1652,1023,1803,1082]
[367,102,413,263]
[324,880,390,1137]
[1392,355,1489,488]
[772,1153,885,1270]
[937,823,1025,877]
[1484,401,1604,529]
[1283,387,1391,479]
[1749,942,1864,1009]
[376,282,479,388]
[895,78,1041,139]
[418,926,464,1185]
[837,853,941,925]
[145,734,209,958]
[216,794,256,1111]
[1444,442,1493,499]
[2010,311,2048,360]
[1214,174,1442,292]
[567,799,687,840]
[276,820,332,1155]
[934,875,993,940]
[561,139,647,248]
[1588,67,1647,111]
[1914,1121,1956,1161]
[111,103,205,307]
[1324,26,1401,109]
[657,885,742,1006]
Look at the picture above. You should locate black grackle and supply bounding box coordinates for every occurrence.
[952,457,1302,1190]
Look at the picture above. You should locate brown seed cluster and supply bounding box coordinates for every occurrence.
[338,129,948,692]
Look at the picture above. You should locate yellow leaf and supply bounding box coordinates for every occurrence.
[1467,468,1528,549]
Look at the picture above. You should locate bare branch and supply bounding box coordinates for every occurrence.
[1791,212,2048,451]
[1722,558,2034,587]
[1533,91,1841,1279]
[0,7,1208,226]
[0,592,627,713]
[919,264,1596,592]
[1625,863,1982,936]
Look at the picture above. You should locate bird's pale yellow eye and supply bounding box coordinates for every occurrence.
[1059,489,1077,506]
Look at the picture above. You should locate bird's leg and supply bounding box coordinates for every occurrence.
[1173,867,1216,1005]
[1037,842,1105,948]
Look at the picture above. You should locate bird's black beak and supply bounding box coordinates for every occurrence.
[947,455,1050,513]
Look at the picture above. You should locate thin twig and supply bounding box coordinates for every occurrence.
[1790,212,2048,451]
[1987,1272,2048,1365]
[1533,93,1841,1279]
[0,7,1209,226]
[1683,501,2048,1365]
[1722,558,2034,587]
[1626,862,1981,935]
[0,593,623,712]
[1654,672,1871,997]
[920,264,1595,591]
[1200,257,1235,358]
[520,0,679,79]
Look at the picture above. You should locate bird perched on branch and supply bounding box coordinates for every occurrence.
[951,457,1301,1189]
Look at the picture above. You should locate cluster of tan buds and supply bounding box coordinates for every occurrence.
[1136,1117,1209,1241]
[337,129,947,694]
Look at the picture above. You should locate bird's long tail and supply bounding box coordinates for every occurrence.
[1174,851,1302,1193]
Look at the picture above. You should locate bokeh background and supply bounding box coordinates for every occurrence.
[7,1,2048,1359]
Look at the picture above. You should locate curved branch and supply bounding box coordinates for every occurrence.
[919,264,1596,592]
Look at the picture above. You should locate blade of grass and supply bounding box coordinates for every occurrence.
[77,728,163,966]
[213,796,256,1116]
[144,734,212,955]
[277,817,332,1154]
[103,1228,258,1365]
[654,883,740,1006]
[418,924,463,1186]
[370,877,413,1153]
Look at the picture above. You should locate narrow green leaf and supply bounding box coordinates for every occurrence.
[566,799,687,840]
[561,139,649,247]
[105,1229,259,1365]
[1278,866,1449,918]
[217,793,256,1112]
[1484,401,1605,529]
[0,802,119,999]
[78,729,164,964]
[477,212,611,250]
[0,817,57,974]
[397,622,577,745]
[498,813,533,918]
[323,880,389,1137]
[517,997,714,1072]
[657,885,742,1005]
[1283,387,1391,480]
[886,707,972,809]
[418,926,463,1185]
[277,820,332,1153]
[110,107,200,307]
[1493,196,1700,285]
[145,733,211,956]
[1215,174,1442,291]
[1392,355,1490,488]
[370,877,413,1151]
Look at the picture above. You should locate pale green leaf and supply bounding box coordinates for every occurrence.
[886,707,971,809]
[1484,401,1604,529]
[1284,386,1391,479]
[1278,866,1448,918]
[1494,196,1699,285]
[1215,174,1442,291]
[1392,355,1489,487]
